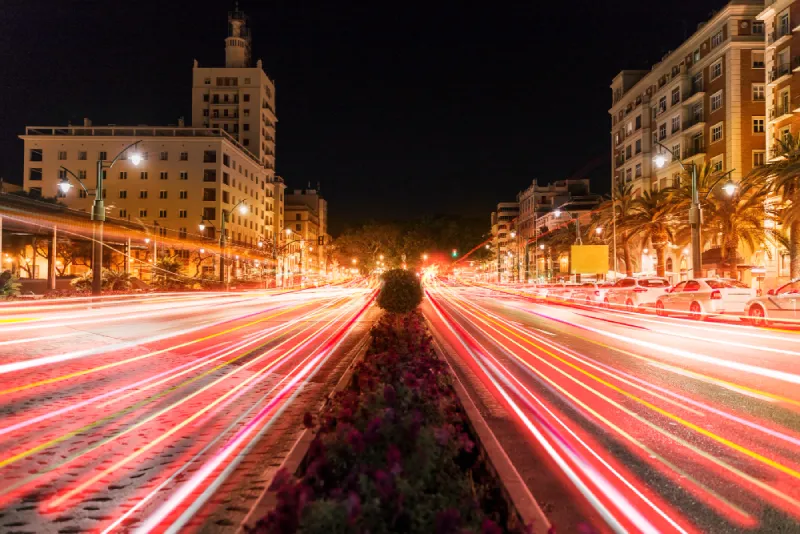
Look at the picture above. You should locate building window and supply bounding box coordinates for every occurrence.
[243,138,250,146]
[78,170,87,180]
[672,144,681,159]
[711,90,723,112]
[203,169,217,182]
[159,171,168,180]
[659,123,667,140]
[158,151,167,161]
[753,21,764,35]
[57,151,67,160]
[711,30,723,48]
[29,168,42,181]
[244,123,250,131]
[180,190,188,199]
[658,96,667,114]
[222,191,230,203]
[625,145,632,159]
[779,11,790,36]
[159,209,167,218]
[203,207,216,220]
[782,126,792,144]
[117,171,127,180]
[671,115,680,134]
[78,151,87,160]
[635,163,642,178]
[204,78,211,85]
[179,227,187,239]
[671,87,680,105]
[753,117,765,133]
[139,209,148,218]
[711,122,723,143]
[159,190,168,199]
[177,171,187,181]
[711,60,722,80]
[625,168,633,182]
[180,152,188,161]
[752,51,765,69]
[753,83,765,101]
[139,190,148,199]
[203,188,217,201]
[295,223,302,231]
[711,156,723,173]
[223,154,231,167]
[140,171,148,180]
[203,150,217,163]
[179,210,187,218]
[119,190,127,199]
[635,139,641,154]
[99,151,107,161]
[29,148,43,161]
[244,94,250,102]
[223,172,230,185]
[753,150,766,167]
[77,189,86,198]
[119,209,127,218]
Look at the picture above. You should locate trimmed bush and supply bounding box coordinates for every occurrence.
[0,270,21,300]
[377,268,423,313]
[249,311,524,534]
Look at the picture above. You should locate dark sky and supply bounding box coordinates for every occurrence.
[0,0,724,234]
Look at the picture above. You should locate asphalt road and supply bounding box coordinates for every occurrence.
[0,284,376,533]
[424,279,800,533]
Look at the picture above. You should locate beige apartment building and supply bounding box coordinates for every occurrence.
[285,188,329,276]
[610,0,765,197]
[490,201,519,282]
[609,0,765,282]
[19,7,287,279]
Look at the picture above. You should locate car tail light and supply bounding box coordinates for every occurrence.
[633,287,648,293]
[710,290,722,300]
[594,290,601,296]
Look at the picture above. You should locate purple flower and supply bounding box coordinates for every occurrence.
[434,426,451,446]
[386,444,402,475]
[481,519,503,534]
[384,384,397,405]
[347,428,365,453]
[374,469,394,500]
[365,416,382,442]
[346,491,361,524]
[435,508,462,533]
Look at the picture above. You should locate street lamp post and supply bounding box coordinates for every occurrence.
[199,199,247,287]
[652,142,737,277]
[58,140,142,296]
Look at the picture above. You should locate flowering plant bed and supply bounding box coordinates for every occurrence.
[249,311,529,533]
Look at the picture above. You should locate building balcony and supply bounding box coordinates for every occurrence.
[767,29,792,50]
[768,62,793,86]
[769,105,794,122]
[682,145,706,162]
[682,84,705,107]
[682,116,706,136]
[614,154,625,168]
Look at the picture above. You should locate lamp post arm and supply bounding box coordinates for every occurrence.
[703,170,736,200]
[106,140,142,169]
[59,166,90,194]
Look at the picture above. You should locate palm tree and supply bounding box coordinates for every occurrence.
[628,190,679,277]
[703,177,776,268]
[749,133,800,278]
[593,181,639,276]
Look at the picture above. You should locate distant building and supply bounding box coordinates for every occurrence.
[18,7,286,280]
[285,187,328,275]
[490,201,518,282]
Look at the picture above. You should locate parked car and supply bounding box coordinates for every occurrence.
[571,282,614,306]
[605,277,671,312]
[656,278,756,320]
[742,279,800,326]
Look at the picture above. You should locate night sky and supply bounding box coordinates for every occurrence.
[0,0,725,234]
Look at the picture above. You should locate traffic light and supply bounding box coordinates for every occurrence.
[318,236,325,246]
[452,249,458,257]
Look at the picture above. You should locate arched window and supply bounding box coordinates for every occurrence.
[666,257,673,272]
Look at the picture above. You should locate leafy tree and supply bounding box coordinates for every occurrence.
[152,255,187,289]
[377,269,423,313]
[0,270,21,299]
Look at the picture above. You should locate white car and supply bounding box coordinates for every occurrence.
[571,282,614,306]
[656,278,756,320]
[743,279,800,326]
[605,277,671,312]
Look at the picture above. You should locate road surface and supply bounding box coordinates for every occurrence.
[424,280,800,533]
[0,285,375,533]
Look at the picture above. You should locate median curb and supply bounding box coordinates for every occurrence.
[425,317,552,534]
[236,312,377,532]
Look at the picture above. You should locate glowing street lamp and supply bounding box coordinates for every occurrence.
[58,179,72,194]
[198,223,206,232]
[553,209,562,217]
[352,258,358,265]
[722,181,737,196]
[595,227,603,235]
[129,152,143,166]
[422,253,428,261]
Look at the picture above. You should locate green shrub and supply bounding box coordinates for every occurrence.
[70,269,132,291]
[377,269,423,313]
[0,270,21,299]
